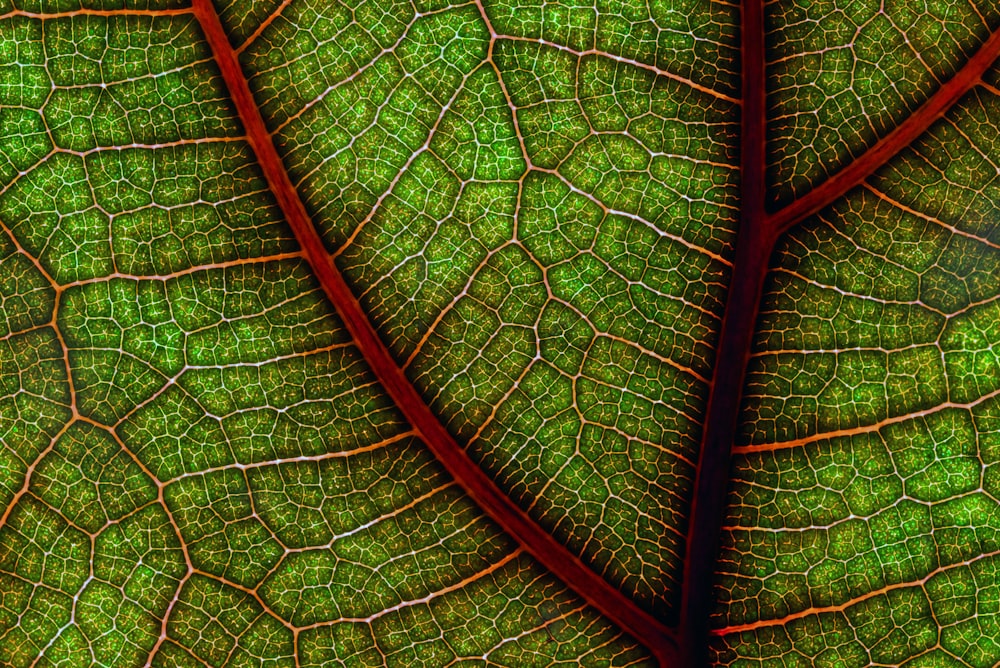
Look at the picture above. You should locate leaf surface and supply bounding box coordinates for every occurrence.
[1,0,999,665]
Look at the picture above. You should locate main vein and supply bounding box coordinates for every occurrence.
[678,0,772,664]
[684,5,1000,666]
[190,0,678,663]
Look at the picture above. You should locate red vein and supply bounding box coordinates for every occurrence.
[190,0,678,663]
[681,12,1000,665]
[679,0,771,664]
[235,0,293,55]
[768,26,1000,234]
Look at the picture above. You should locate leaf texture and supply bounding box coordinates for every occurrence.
[2,0,1000,665]
[0,4,650,664]
[714,82,1000,665]
[210,0,741,624]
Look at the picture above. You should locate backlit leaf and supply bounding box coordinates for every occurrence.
[1,0,998,664]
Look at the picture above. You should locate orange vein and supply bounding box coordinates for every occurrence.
[715,548,1000,635]
[190,0,678,663]
[0,8,192,19]
[734,385,1000,455]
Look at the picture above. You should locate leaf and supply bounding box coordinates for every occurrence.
[0,0,998,665]
[712,99,1000,666]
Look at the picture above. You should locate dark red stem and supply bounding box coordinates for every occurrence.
[191,0,679,662]
[679,0,770,663]
[681,7,1000,667]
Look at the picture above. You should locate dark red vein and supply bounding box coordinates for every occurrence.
[679,0,770,664]
[191,0,678,662]
[681,10,1000,666]
[768,25,1000,233]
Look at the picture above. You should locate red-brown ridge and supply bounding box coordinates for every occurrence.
[191,0,679,663]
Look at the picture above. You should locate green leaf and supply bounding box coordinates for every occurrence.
[714,85,1000,665]
[1,0,999,664]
